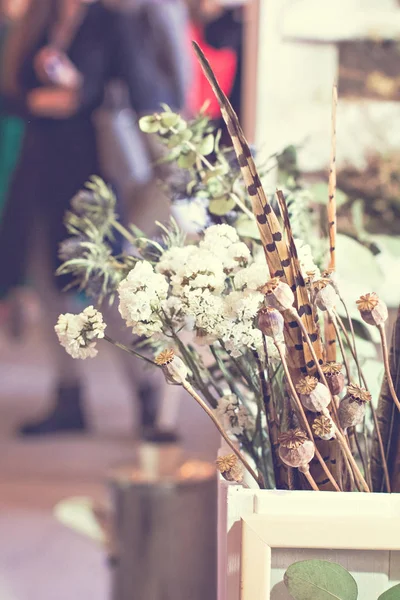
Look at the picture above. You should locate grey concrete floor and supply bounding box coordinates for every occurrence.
[0,315,218,600]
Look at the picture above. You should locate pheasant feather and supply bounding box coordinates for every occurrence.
[192,41,323,377]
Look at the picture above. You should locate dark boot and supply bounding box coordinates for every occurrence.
[138,382,180,443]
[19,383,86,436]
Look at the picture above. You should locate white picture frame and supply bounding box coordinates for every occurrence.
[218,481,400,600]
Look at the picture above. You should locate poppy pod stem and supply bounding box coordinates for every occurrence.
[326,310,352,382]
[181,379,263,488]
[274,340,342,492]
[378,323,400,413]
[299,465,320,491]
[332,310,392,493]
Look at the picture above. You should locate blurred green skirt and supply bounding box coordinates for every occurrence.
[0,114,24,219]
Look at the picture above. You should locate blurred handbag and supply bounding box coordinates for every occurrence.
[93,81,154,189]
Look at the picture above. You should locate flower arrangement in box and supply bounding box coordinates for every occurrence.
[54,44,400,494]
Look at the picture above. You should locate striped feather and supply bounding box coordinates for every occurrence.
[325,85,338,360]
[192,42,324,377]
[276,190,324,373]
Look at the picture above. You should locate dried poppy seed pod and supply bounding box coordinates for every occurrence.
[356,293,388,327]
[321,362,345,395]
[257,306,284,339]
[261,277,294,312]
[155,349,188,385]
[296,376,331,412]
[278,428,315,469]
[312,415,335,441]
[338,382,371,432]
[216,454,243,483]
[312,279,338,311]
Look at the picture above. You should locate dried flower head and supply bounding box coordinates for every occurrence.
[257,306,284,339]
[216,454,243,483]
[312,279,338,311]
[356,293,379,312]
[278,428,315,468]
[296,376,318,395]
[296,377,331,412]
[278,428,308,450]
[347,382,372,404]
[155,349,188,385]
[321,362,345,395]
[312,415,335,440]
[321,362,343,375]
[339,395,367,431]
[356,293,388,327]
[261,277,294,312]
[155,349,175,366]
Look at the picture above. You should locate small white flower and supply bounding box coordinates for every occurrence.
[215,394,255,436]
[219,319,264,358]
[55,306,106,359]
[223,290,264,321]
[184,288,225,343]
[200,224,239,251]
[222,242,251,273]
[156,245,197,277]
[118,261,169,337]
[171,248,226,296]
[234,263,270,292]
[294,238,321,279]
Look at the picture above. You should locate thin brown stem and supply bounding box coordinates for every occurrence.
[182,379,263,488]
[104,335,157,366]
[378,323,400,412]
[300,467,320,491]
[275,342,341,491]
[334,311,391,492]
[328,311,352,381]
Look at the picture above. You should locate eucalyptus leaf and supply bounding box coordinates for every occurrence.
[378,584,400,599]
[310,182,347,208]
[178,151,197,169]
[284,560,358,600]
[208,196,236,216]
[235,214,260,239]
[159,112,181,129]
[198,133,215,156]
[138,116,160,133]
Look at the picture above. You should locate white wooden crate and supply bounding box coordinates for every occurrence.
[218,480,400,600]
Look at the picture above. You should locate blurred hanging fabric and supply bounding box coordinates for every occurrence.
[187,22,236,119]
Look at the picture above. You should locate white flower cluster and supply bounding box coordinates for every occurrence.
[55,306,106,359]
[118,261,169,336]
[200,224,250,274]
[215,394,255,436]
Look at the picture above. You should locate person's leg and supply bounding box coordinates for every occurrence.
[102,301,182,440]
[19,217,85,435]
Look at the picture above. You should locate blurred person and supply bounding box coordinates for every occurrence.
[0,0,188,437]
[0,0,30,218]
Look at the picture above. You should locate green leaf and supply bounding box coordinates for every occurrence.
[310,183,348,208]
[177,151,197,169]
[208,196,236,216]
[159,112,181,129]
[378,584,400,599]
[235,214,260,239]
[284,560,358,600]
[197,133,215,156]
[138,115,160,133]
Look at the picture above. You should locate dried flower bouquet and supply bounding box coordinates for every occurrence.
[55,45,399,493]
